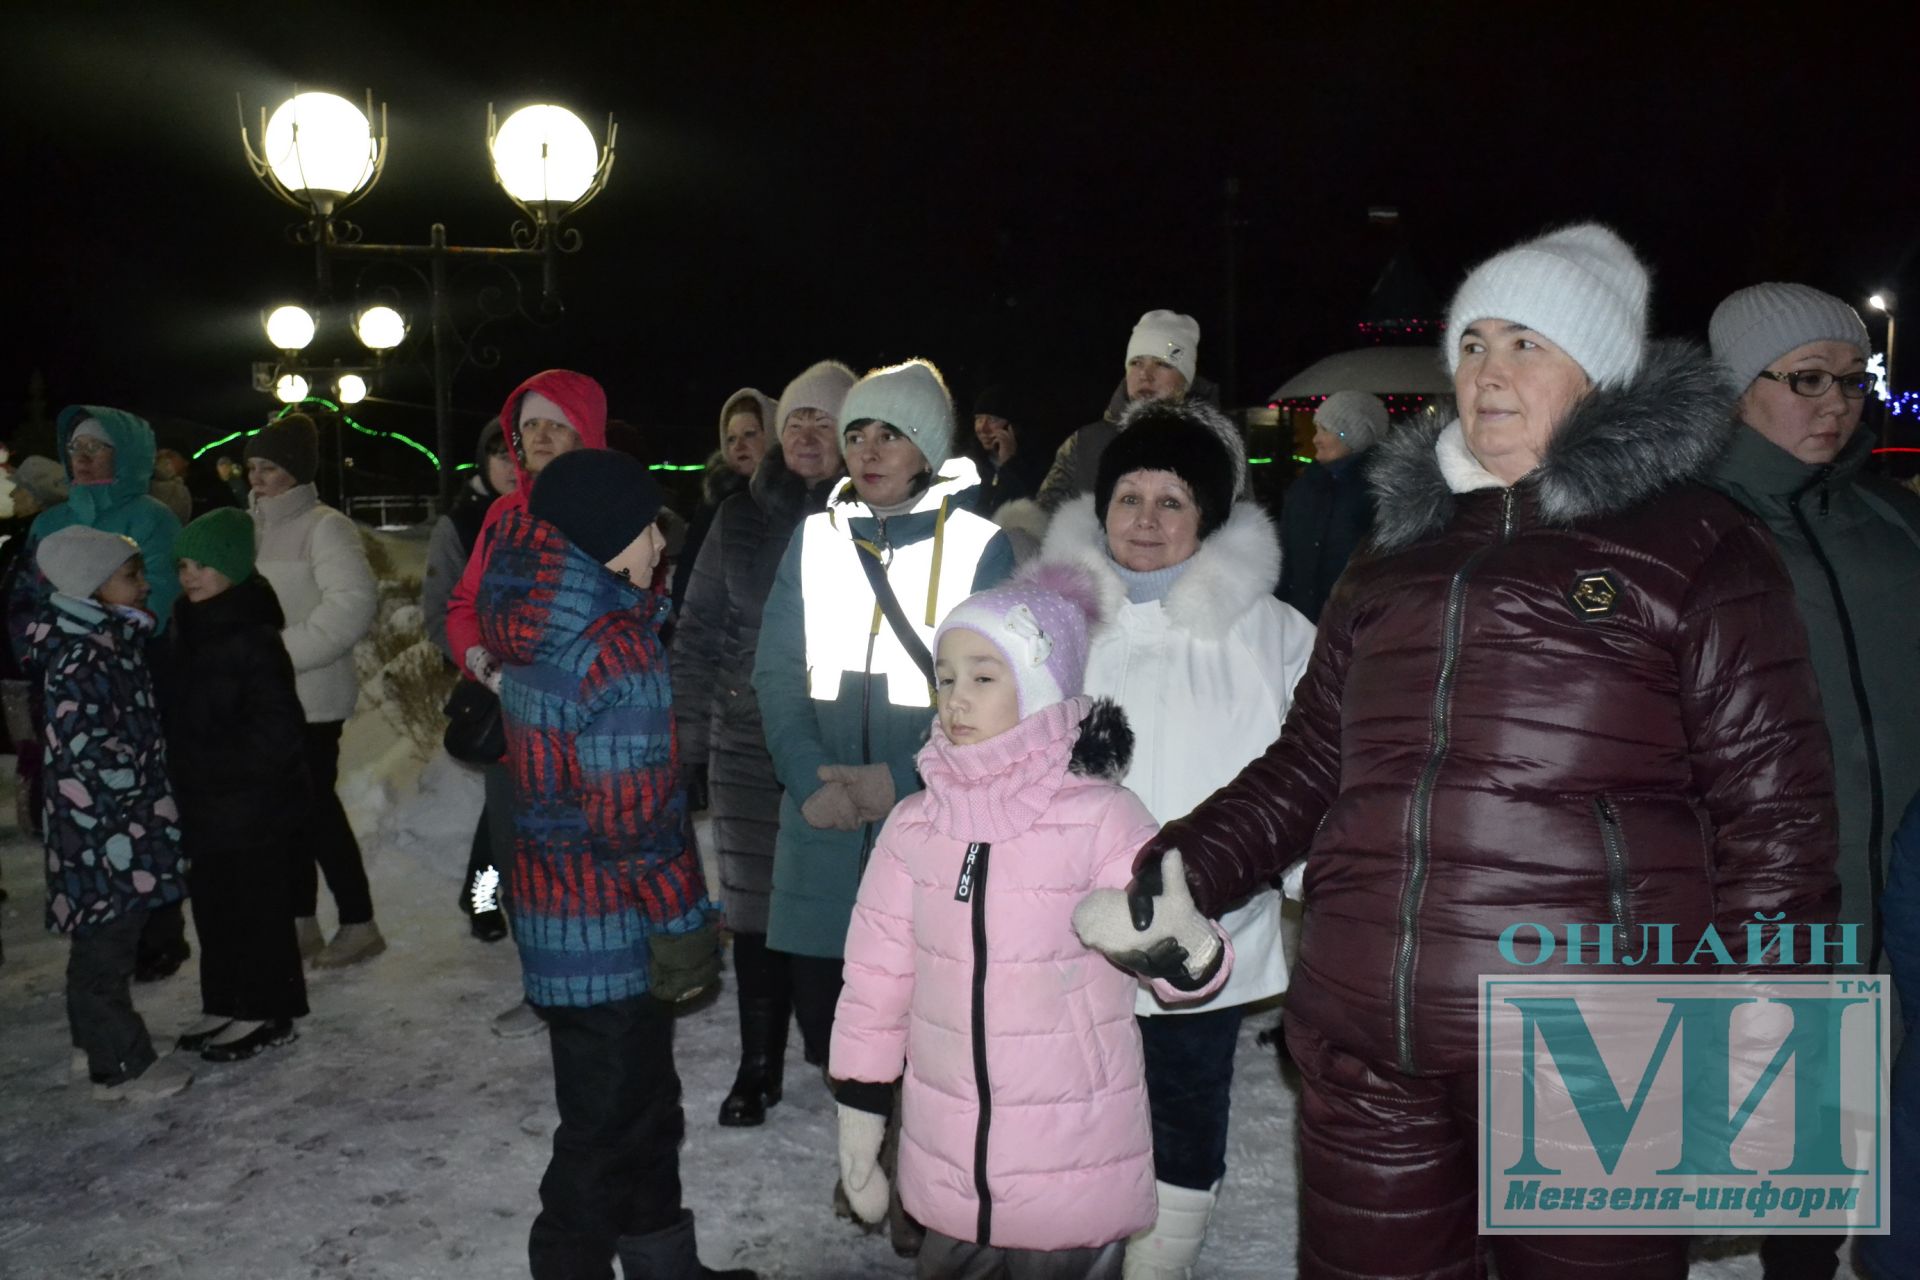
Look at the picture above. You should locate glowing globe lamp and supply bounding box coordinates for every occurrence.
[354,304,406,350]
[491,105,597,205]
[264,305,316,352]
[262,92,378,200]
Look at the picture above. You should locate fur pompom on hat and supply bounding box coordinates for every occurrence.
[1314,390,1390,453]
[1708,283,1873,391]
[840,358,955,475]
[1444,222,1650,389]
[174,508,256,586]
[935,562,1104,719]
[529,448,664,568]
[36,525,140,599]
[1095,399,1244,540]
[1126,310,1201,386]
[244,412,320,486]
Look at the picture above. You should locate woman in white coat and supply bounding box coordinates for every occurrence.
[245,413,382,968]
[1039,398,1316,1279]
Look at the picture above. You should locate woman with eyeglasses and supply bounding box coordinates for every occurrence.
[1704,283,1920,1280]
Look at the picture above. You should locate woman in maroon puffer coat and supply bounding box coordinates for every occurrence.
[1125,225,1840,1280]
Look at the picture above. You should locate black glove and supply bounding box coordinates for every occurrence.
[685,762,710,813]
[1074,850,1225,992]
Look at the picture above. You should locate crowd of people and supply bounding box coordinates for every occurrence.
[3,219,1918,1280]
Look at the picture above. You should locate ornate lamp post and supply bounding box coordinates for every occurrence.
[240,90,615,506]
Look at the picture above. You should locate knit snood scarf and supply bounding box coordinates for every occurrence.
[914,696,1091,842]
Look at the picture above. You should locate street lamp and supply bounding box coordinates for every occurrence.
[264,304,316,352]
[275,373,310,404]
[1870,293,1896,391]
[239,89,615,507]
[336,373,369,405]
[353,304,407,350]
[255,92,383,215]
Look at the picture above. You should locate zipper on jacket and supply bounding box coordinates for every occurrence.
[1394,488,1514,1074]
[1593,796,1635,941]
[964,840,995,1245]
[1789,474,1885,969]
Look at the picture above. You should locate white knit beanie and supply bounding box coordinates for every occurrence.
[1125,310,1201,386]
[1708,284,1873,391]
[773,360,857,435]
[518,390,574,431]
[1314,391,1390,453]
[1444,223,1650,389]
[36,526,139,599]
[839,359,954,475]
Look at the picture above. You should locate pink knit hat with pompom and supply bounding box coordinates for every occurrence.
[933,563,1104,719]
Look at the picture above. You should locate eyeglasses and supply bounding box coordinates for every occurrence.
[68,439,115,459]
[1755,369,1874,400]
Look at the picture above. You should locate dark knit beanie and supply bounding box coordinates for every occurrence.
[244,412,320,485]
[528,448,665,565]
[1095,407,1238,539]
[175,508,256,586]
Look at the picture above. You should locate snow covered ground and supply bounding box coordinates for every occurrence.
[0,738,1798,1278]
[0,527,1793,1277]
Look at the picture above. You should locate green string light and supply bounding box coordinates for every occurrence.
[190,398,442,469]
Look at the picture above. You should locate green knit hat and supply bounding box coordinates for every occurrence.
[175,508,256,586]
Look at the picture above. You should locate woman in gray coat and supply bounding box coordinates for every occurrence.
[671,361,853,1125]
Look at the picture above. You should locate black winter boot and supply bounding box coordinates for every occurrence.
[615,1210,757,1279]
[717,997,788,1127]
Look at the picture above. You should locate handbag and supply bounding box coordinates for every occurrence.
[443,679,507,764]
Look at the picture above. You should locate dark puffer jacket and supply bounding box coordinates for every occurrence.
[158,575,310,853]
[30,594,187,934]
[670,442,836,934]
[1141,342,1840,1076]
[1276,452,1375,623]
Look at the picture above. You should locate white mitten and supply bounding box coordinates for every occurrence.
[1072,849,1223,990]
[464,645,504,694]
[836,1104,890,1224]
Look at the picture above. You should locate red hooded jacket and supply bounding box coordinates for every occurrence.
[447,370,608,677]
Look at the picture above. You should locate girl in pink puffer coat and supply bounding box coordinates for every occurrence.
[830,566,1232,1278]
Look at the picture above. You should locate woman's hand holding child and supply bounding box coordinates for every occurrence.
[1072,849,1224,990]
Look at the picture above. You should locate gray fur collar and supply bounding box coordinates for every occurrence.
[1368,340,1734,554]
[1037,493,1282,641]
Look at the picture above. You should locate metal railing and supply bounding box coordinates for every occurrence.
[345,493,438,527]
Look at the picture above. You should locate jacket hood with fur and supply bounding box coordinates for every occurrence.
[1367,340,1733,554]
[1038,493,1282,642]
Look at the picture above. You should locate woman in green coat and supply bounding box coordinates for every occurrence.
[751,358,1014,1062]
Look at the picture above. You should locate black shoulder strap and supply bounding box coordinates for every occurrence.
[854,541,936,693]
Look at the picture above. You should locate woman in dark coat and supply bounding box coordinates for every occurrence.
[162,509,310,1061]
[671,361,853,1126]
[1110,225,1840,1279]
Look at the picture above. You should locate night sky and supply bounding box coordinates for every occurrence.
[10,2,1920,483]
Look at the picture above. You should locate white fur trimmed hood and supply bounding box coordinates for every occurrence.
[1035,493,1281,641]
